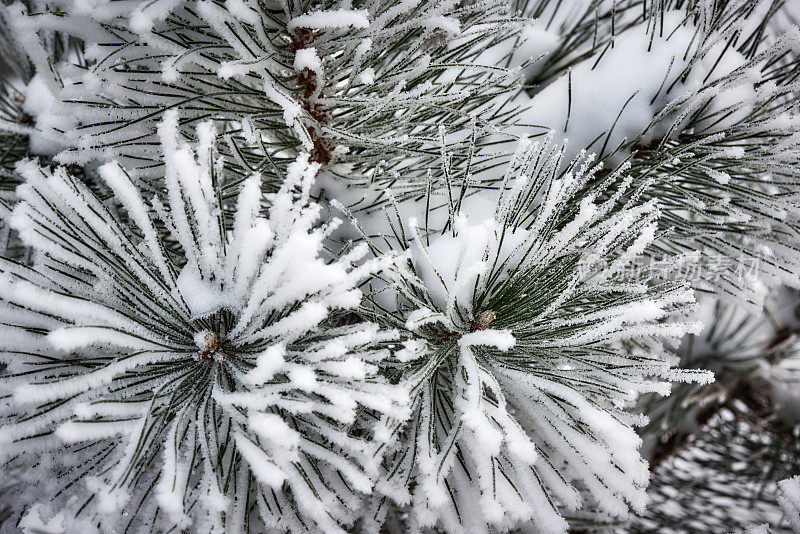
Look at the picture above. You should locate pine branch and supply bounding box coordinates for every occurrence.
[361,139,710,532]
[0,115,408,533]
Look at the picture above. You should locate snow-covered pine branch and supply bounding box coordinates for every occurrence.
[0,0,87,261]
[512,0,800,308]
[364,139,711,533]
[639,291,800,450]
[5,0,526,204]
[0,113,408,533]
[637,407,800,533]
[634,287,800,532]
[1,0,800,532]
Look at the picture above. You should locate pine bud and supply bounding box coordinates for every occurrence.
[194,330,226,363]
[469,310,496,332]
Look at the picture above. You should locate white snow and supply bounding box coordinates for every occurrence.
[244,344,286,384]
[129,0,182,33]
[459,329,515,351]
[176,264,228,318]
[249,412,300,452]
[264,82,303,127]
[225,0,259,25]
[778,475,800,532]
[22,74,77,156]
[517,11,755,165]
[234,433,286,489]
[294,48,322,74]
[288,9,370,30]
[288,366,317,392]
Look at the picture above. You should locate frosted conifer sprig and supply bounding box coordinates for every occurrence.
[635,291,800,532]
[9,0,526,200]
[0,0,799,532]
[518,0,782,88]
[365,141,711,533]
[515,0,662,87]
[640,294,800,451]
[0,113,408,533]
[636,410,800,533]
[516,0,800,306]
[0,0,87,258]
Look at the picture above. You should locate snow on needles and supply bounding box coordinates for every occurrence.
[0,114,408,533]
[369,139,710,533]
[7,0,518,189]
[514,4,800,307]
[2,0,800,533]
[778,476,800,533]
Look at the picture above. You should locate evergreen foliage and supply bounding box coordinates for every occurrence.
[0,0,799,533]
